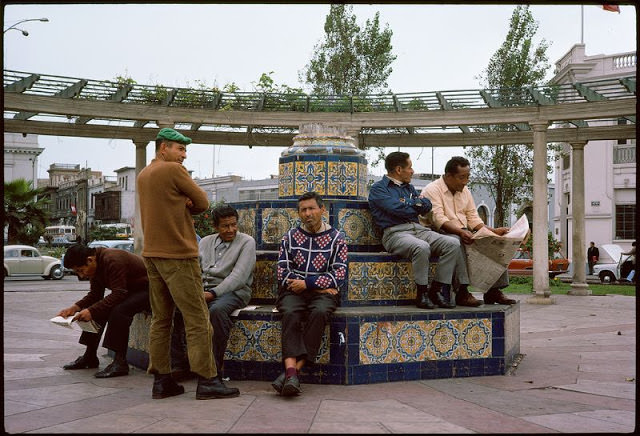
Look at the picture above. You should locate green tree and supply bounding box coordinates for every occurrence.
[302,4,396,96]
[465,5,554,227]
[4,179,50,245]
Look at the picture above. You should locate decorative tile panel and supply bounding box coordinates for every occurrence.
[328,162,358,196]
[279,162,294,198]
[348,262,418,301]
[261,208,299,244]
[237,209,256,240]
[358,163,368,198]
[295,161,326,196]
[252,260,278,300]
[224,320,329,363]
[359,319,492,364]
[338,209,381,245]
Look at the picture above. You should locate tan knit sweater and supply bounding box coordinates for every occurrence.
[137,159,209,258]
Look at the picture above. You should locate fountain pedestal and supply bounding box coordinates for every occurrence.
[126,124,520,384]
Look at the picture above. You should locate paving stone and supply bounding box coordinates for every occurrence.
[555,379,636,400]
[522,411,634,433]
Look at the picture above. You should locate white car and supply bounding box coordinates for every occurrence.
[88,239,134,252]
[4,245,64,280]
[592,244,633,283]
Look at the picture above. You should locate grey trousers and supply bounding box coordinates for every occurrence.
[382,223,470,286]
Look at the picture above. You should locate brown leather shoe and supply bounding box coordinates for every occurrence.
[484,288,517,305]
[455,287,482,307]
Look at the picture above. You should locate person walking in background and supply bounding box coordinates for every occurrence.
[137,127,238,400]
[621,241,636,282]
[587,241,600,275]
[272,192,348,397]
[58,243,150,379]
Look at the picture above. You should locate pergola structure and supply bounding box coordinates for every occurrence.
[3,69,636,301]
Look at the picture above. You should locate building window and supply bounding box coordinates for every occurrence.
[477,205,488,224]
[617,118,627,145]
[562,153,570,170]
[615,204,636,240]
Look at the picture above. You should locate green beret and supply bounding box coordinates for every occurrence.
[156,128,192,145]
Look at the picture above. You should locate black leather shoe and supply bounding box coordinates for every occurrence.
[484,288,517,305]
[427,281,455,309]
[196,375,240,400]
[94,360,129,378]
[281,375,302,397]
[271,372,286,393]
[152,374,185,399]
[63,355,99,370]
[416,288,435,309]
[428,289,455,309]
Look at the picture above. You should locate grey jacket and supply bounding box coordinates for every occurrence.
[199,232,256,305]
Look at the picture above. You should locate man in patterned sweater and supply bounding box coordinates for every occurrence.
[272,191,348,397]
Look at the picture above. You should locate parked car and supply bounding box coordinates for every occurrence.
[88,239,134,252]
[592,244,634,283]
[51,236,75,247]
[508,248,571,278]
[4,245,64,280]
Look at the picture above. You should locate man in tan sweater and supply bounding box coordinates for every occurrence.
[137,127,239,400]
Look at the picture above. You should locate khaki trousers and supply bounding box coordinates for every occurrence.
[143,257,216,379]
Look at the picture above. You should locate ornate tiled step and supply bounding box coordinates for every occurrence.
[126,302,519,385]
[252,251,438,307]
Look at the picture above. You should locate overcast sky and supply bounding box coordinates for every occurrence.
[3,3,637,180]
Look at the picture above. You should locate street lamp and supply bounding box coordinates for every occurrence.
[3,17,49,36]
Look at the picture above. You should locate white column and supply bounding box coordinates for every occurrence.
[568,141,591,295]
[527,121,555,305]
[132,140,148,255]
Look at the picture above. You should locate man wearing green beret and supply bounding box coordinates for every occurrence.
[137,127,239,400]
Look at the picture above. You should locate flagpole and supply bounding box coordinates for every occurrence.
[580,4,584,44]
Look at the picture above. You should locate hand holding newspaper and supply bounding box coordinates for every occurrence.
[465,215,530,292]
[50,315,101,333]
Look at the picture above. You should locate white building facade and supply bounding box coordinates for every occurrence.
[3,133,43,185]
[551,44,636,258]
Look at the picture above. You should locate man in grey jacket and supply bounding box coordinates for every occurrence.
[172,204,256,378]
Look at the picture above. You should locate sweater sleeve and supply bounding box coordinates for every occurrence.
[211,236,256,297]
[277,232,304,288]
[175,164,209,214]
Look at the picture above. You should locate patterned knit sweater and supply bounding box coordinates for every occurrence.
[277,226,348,292]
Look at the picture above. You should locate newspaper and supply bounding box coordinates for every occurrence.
[465,215,530,292]
[50,315,101,333]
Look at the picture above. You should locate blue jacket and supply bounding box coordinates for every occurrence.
[368,175,432,230]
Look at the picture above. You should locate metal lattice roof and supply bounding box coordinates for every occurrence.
[3,69,636,113]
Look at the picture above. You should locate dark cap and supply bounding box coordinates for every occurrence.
[156,128,192,145]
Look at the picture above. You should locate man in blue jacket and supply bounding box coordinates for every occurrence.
[368,151,469,309]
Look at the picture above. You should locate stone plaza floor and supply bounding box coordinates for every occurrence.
[3,288,636,433]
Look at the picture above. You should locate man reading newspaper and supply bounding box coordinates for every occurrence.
[421,156,526,307]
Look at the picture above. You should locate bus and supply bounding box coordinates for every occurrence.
[44,225,77,242]
[98,223,132,239]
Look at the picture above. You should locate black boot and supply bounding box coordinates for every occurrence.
[428,281,456,309]
[416,284,435,309]
[152,373,184,399]
[196,375,240,400]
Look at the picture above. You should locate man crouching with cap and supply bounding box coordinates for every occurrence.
[137,127,239,400]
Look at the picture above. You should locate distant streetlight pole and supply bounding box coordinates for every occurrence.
[3,17,49,36]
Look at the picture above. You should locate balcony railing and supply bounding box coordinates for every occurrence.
[613,144,636,164]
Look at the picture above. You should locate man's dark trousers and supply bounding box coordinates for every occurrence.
[79,290,151,354]
[277,290,338,363]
